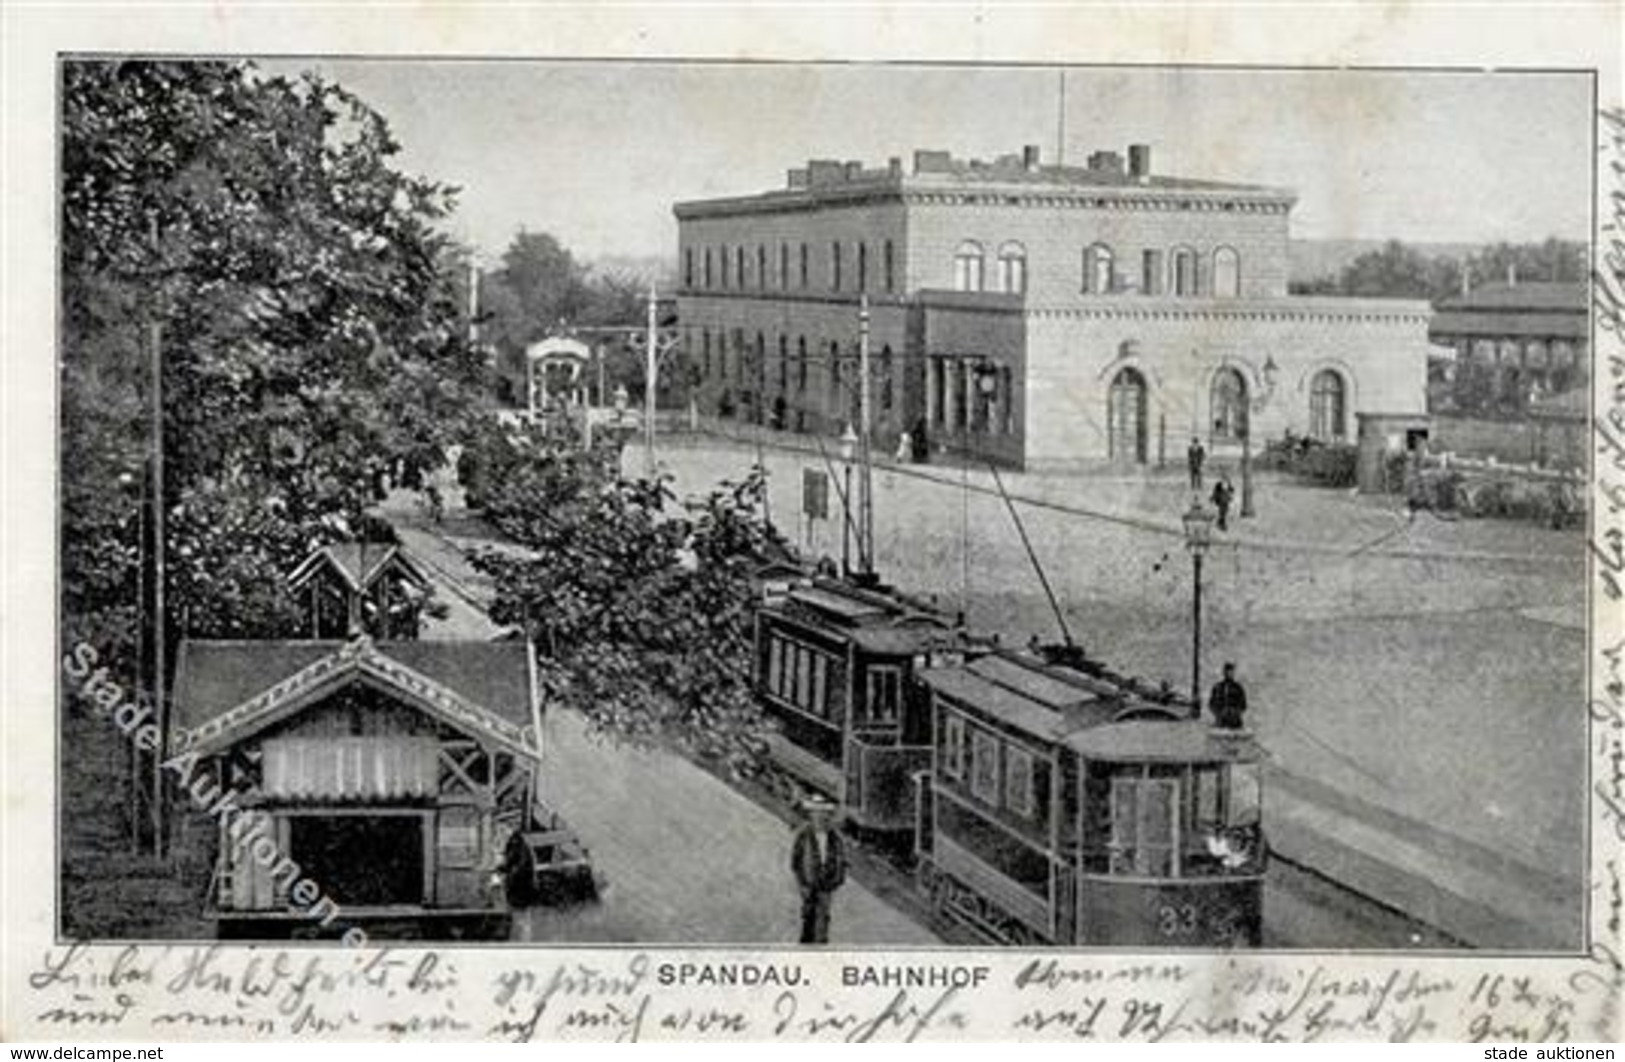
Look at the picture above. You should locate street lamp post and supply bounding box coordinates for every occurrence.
[1182,500,1215,718]
[839,424,858,577]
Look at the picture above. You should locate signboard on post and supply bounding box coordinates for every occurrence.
[803,467,829,521]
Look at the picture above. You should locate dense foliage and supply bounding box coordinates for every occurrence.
[478,231,653,404]
[62,60,486,654]
[466,426,786,773]
[1291,238,1586,304]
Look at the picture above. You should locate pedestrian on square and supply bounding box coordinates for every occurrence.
[911,417,930,464]
[790,795,847,944]
[1211,475,1234,531]
[1187,437,1206,491]
[1209,662,1248,730]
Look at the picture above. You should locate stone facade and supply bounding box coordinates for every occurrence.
[675,146,1432,470]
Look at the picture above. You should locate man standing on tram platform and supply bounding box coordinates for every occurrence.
[1209,661,1248,730]
[791,795,847,944]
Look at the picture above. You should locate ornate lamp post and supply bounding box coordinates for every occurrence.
[1182,499,1215,716]
[839,423,858,577]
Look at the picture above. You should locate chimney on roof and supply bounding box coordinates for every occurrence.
[1022,144,1041,171]
[1086,150,1124,175]
[1128,144,1152,181]
[807,159,844,186]
[787,168,809,190]
[888,156,902,177]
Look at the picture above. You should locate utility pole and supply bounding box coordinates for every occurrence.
[857,296,874,576]
[148,261,167,858]
[645,282,659,476]
[1240,426,1255,517]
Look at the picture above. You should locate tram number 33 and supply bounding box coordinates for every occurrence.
[1157,903,1200,937]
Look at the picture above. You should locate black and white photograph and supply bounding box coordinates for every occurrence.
[7,4,1622,1042]
[51,56,1595,954]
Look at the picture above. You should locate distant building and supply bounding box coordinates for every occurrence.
[674,145,1432,470]
[1428,280,1588,415]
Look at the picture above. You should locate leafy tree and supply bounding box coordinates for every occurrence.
[62,60,488,648]
[470,434,785,773]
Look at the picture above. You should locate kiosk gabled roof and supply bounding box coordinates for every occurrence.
[286,543,432,596]
[171,637,538,759]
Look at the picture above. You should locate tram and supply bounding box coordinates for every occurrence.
[751,573,985,834]
[913,645,1265,947]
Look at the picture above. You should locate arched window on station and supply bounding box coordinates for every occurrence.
[779,243,790,290]
[1309,370,1346,441]
[883,240,896,292]
[1212,247,1241,298]
[831,242,843,292]
[858,243,869,292]
[954,241,985,292]
[998,242,1027,295]
[1107,367,1148,463]
[796,337,808,393]
[1082,243,1115,294]
[704,248,714,289]
[757,245,767,290]
[1210,367,1249,440]
[719,244,730,288]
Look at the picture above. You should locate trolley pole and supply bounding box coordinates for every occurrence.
[857,295,873,576]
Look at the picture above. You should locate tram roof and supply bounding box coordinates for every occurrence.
[921,657,1121,740]
[1066,720,1263,764]
[788,586,893,623]
[920,650,1194,742]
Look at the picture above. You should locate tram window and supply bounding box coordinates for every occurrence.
[864,666,901,725]
[1194,765,1222,830]
[942,714,967,780]
[1005,746,1035,818]
[970,730,1000,805]
[768,638,785,694]
[1110,775,1179,878]
[809,653,827,718]
[795,646,812,709]
[1230,763,1262,826]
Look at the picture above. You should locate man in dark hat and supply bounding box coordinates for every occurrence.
[790,795,847,944]
[1209,661,1248,730]
[1187,437,1207,491]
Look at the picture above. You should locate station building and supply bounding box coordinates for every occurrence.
[674,145,1433,471]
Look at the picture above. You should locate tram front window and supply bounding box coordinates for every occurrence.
[1098,762,1262,879]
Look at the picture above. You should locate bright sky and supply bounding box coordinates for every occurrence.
[273,60,1592,264]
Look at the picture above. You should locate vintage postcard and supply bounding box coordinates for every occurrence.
[2,3,1622,1044]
